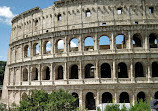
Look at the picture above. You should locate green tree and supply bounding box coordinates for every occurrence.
[18,89,78,111]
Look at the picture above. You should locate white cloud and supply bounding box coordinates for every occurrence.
[0,56,7,61]
[0,6,16,25]
[70,41,77,47]
[58,40,64,49]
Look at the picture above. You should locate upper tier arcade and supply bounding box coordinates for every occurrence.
[10,0,158,43]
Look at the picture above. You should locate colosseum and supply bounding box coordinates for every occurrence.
[2,0,158,110]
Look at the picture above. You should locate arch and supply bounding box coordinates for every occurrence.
[70,65,78,79]
[135,62,144,77]
[21,92,27,100]
[85,64,95,78]
[118,62,128,78]
[43,41,51,54]
[137,91,145,102]
[154,91,158,99]
[23,68,28,81]
[33,43,40,56]
[56,65,63,80]
[101,63,111,78]
[70,38,78,52]
[86,92,96,110]
[133,34,142,47]
[84,37,94,51]
[99,36,110,50]
[24,45,29,57]
[31,67,38,81]
[102,92,112,103]
[57,39,64,53]
[152,62,158,77]
[116,34,125,49]
[119,92,130,103]
[42,66,50,80]
[72,92,79,107]
[149,33,157,48]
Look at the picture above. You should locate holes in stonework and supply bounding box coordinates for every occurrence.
[149,7,154,14]
[86,10,91,17]
[117,8,122,14]
[57,14,62,21]
[135,21,138,24]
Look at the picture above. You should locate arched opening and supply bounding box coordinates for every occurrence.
[43,41,51,54]
[101,63,111,78]
[102,92,112,103]
[70,65,78,79]
[85,64,95,78]
[149,33,157,48]
[116,35,125,49]
[118,62,128,78]
[152,62,158,77]
[84,37,94,51]
[99,36,110,50]
[23,68,28,81]
[32,67,38,81]
[42,66,50,80]
[119,92,130,103]
[133,34,142,47]
[57,66,63,80]
[86,92,96,110]
[24,45,29,58]
[135,62,144,77]
[33,43,40,56]
[21,93,27,100]
[57,39,64,53]
[72,92,79,107]
[154,91,158,99]
[137,92,145,102]
[70,38,78,52]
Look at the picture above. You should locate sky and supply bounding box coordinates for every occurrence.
[0,0,58,61]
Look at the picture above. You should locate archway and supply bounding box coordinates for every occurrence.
[57,66,63,80]
[154,91,158,99]
[116,35,125,49]
[84,37,94,51]
[149,33,157,48]
[70,65,78,79]
[43,41,51,54]
[102,92,112,103]
[70,38,78,52]
[57,39,64,53]
[24,45,29,57]
[72,92,79,107]
[33,43,40,56]
[42,66,50,80]
[133,34,142,47]
[101,63,111,78]
[99,36,110,50]
[86,92,96,110]
[118,62,128,78]
[152,62,158,77]
[135,62,144,77]
[85,64,95,78]
[23,68,28,81]
[137,92,145,102]
[32,67,38,81]
[21,93,27,100]
[119,92,130,103]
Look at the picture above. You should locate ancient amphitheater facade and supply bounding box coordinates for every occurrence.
[2,0,158,110]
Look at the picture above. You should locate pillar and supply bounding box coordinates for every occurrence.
[94,34,99,51]
[79,61,83,79]
[128,32,132,50]
[145,31,149,50]
[79,90,83,109]
[95,60,99,79]
[40,39,42,56]
[130,59,135,82]
[20,66,22,85]
[96,91,100,106]
[147,61,151,82]
[114,92,117,103]
[113,59,117,81]
[28,66,31,85]
[111,33,115,51]
[64,62,67,81]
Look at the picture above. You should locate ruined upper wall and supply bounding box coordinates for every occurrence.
[10,0,158,43]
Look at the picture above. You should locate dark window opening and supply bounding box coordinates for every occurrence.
[137,92,145,102]
[154,91,158,99]
[102,92,112,103]
[35,20,38,26]
[118,62,128,78]
[135,62,144,77]
[72,93,79,107]
[32,68,38,81]
[149,33,157,48]
[46,30,49,33]
[85,64,95,78]
[149,7,154,14]
[102,23,106,26]
[42,66,50,80]
[101,63,111,78]
[117,8,122,14]
[86,92,96,110]
[70,65,78,79]
[86,10,91,17]
[135,21,138,24]
[57,14,62,21]
[152,62,158,77]
[58,66,63,80]
[119,92,130,103]
[23,68,28,81]
[133,34,142,47]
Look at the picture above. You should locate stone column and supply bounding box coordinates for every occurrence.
[96,91,100,106]
[51,39,54,54]
[13,67,15,85]
[28,66,31,85]
[145,31,149,50]
[79,90,83,109]
[111,33,115,51]
[94,34,99,51]
[64,36,68,53]
[20,66,22,85]
[130,59,135,82]
[128,32,132,50]
[64,62,67,81]
[148,61,152,82]
[29,42,33,58]
[114,92,117,103]
[95,60,99,79]
[39,64,42,85]
[79,61,83,79]
[40,39,42,56]
[113,59,117,81]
